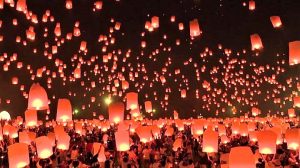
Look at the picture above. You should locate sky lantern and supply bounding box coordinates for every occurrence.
[151,16,159,28]
[57,132,70,150]
[25,109,37,127]
[288,108,296,118]
[65,0,72,9]
[136,126,153,143]
[293,96,300,107]
[80,41,87,51]
[144,101,152,113]
[249,0,255,10]
[115,130,130,151]
[56,98,72,122]
[74,67,81,78]
[27,83,49,110]
[108,102,124,124]
[250,34,263,50]
[285,129,300,150]
[16,0,27,12]
[202,130,218,153]
[181,89,187,98]
[229,147,255,168]
[19,132,31,144]
[289,41,300,65]
[257,130,277,154]
[12,77,18,85]
[189,19,201,37]
[35,136,53,159]
[126,92,138,110]
[270,16,282,28]
[0,111,11,121]
[8,143,29,168]
[178,23,184,30]
[94,1,103,10]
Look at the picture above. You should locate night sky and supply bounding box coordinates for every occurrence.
[1,0,300,119]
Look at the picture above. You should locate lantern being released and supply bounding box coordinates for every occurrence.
[257,130,277,154]
[27,83,49,110]
[229,147,255,168]
[56,99,72,122]
[289,41,300,65]
[57,132,71,150]
[8,143,29,168]
[202,130,218,153]
[115,130,130,151]
[108,102,124,124]
[25,109,37,127]
[35,136,53,159]
[0,111,11,121]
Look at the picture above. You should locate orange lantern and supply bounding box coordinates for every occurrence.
[202,130,218,153]
[57,132,70,150]
[257,130,277,154]
[27,83,49,110]
[35,136,53,159]
[285,129,300,150]
[144,101,152,113]
[289,41,300,65]
[293,96,300,107]
[189,19,201,37]
[25,109,37,127]
[108,102,124,124]
[8,143,29,168]
[250,34,263,50]
[136,126,153,143]
[56,99,72,122]
[229,147,255,168]
[270,16,282,28]
[126,92,138,110]
[249,0,255,10]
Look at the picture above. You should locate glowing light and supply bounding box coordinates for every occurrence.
[32,99,43,110]
[104,97,112,105]
[74,109,79,114]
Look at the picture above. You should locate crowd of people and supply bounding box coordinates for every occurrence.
[0,118,299,168]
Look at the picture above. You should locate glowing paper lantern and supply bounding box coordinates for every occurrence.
[257,130,277,154]
[293,96,300,107]
[151,16,159,28]
[288,108,296,118]
[19,132,31,144]
[126,92,138,110]
[0,111,11,120]
[249,0,255,10]
[35,136,53,159]
[108,102,124,124]
[250,34,263,50]
[27,83,49,110]
[285,129,300,150]
[57,132,70,150]
[202,130,218,153]
[74,67,81,78]
[25,109,37,127]
[270,16,282,28]
[181,89,186,98]
[289,41,300,65]
[189,19,201,37]
[8,143,29,168]
[144,101,152,113]
[115,130,130,151]
[229,147,255,168]
[56,99,72,122]
[136,126,153,143]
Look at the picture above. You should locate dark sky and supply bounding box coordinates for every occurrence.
[1,0,300,119]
